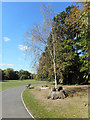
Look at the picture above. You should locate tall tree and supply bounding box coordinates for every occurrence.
[25,4,59,90]
[64,2,89,84]
[4,68,16,80]
[47,5,78,83]
[37,3,88,85]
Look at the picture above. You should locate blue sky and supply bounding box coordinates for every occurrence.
[1,2,72,73]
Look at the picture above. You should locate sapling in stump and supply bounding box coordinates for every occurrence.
[47,86,67,99]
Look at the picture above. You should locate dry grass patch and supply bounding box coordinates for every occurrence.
[29,85,88,118]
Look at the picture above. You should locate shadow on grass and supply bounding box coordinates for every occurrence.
[65,87,88,97]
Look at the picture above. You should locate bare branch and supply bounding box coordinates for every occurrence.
[25,3,58,89]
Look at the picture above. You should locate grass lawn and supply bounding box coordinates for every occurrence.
[0,79,48,91]
[23,85,88,119]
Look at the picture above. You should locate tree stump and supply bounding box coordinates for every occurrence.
[47,87,66,99]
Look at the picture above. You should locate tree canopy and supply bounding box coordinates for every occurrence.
[25,2,89,85]
[0,68,33,81]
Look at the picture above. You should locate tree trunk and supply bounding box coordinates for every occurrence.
[52,29,58,91]
[53,46,58,91]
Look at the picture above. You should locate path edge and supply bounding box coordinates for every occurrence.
[21,88,35,119]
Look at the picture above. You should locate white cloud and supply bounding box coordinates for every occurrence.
[3,37,11,42]
[18,45,29,51]
[0,64,13,66]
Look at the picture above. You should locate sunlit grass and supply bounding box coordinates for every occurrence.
[0,79,47,91]
[23,86,88,118]
[23,89,52,118]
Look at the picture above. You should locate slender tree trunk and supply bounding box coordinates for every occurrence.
[53,48,58,90]
[52,29,58,90]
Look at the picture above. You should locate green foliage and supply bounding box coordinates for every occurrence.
[37,3,89,85]
[1,68,33,81]
[20,75,27,80]
[18,69,32,80]
[4,68,17,80]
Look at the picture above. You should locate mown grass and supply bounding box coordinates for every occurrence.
[23,86,88,119]
[23,88,56,119]
[0,79,48,91]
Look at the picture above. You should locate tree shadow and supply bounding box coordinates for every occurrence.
[65,87,88,97]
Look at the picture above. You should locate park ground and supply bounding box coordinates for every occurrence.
[23,84,89,119]
[0,80,89,118]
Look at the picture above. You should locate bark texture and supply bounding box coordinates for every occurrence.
[47,87,67,99]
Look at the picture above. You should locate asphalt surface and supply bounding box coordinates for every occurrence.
[1,86,32,118]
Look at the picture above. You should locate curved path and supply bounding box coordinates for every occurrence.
[1,86,32,118]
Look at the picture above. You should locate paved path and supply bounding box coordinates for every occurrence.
[1,86,32,118]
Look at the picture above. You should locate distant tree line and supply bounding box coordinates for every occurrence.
[0,68,34,81]
[36,3,89,85]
